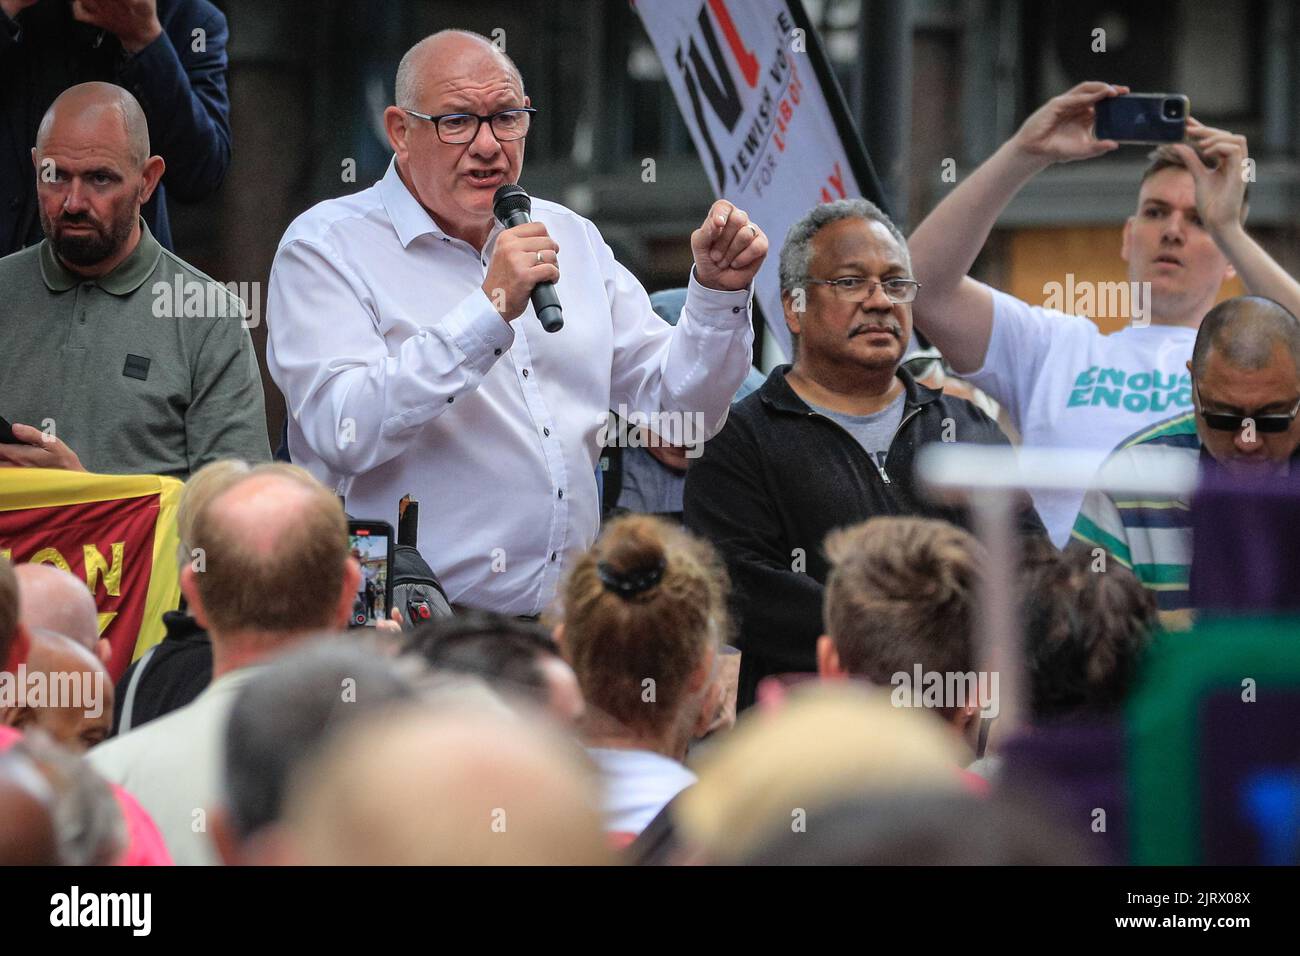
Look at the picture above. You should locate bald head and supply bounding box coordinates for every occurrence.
[1192,296,1300,376]
[395,29,524,110]
[15,564,100,653]
[284,705,611,865]
[4,631,112,752]
[186,464,354,639]
[37,82,150,169]
[28,629,107,682]
[33,82,163,276]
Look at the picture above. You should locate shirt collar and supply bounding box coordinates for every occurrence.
[759,363,940,415]
[39,217,162,295]
[379,156,505,250]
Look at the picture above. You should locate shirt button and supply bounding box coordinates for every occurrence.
[543,427,550,437]
[493,348,502,356]
[481,258,487,266]
[732,306,742,313]
[522,369,529,378]
[550,552,558,562]
[447,396,454,403]
[558,489,564,499]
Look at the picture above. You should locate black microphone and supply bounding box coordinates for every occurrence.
[493,184,563,333]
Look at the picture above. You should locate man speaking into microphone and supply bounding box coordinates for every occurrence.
[266,29,766,616]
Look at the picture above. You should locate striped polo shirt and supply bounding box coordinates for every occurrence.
[1070,412,1200,630]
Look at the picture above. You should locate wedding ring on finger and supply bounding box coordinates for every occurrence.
[536,250,544,264]
[748,223,759,238]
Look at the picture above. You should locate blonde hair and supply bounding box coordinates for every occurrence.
[1141,144,1249,217]
[176,460,254,568]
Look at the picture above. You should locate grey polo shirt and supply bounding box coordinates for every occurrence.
[0,221,270,477]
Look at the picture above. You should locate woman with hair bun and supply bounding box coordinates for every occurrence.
[559,514,730,841]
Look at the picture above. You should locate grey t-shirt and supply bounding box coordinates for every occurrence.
[616,445,685,516]
[807,390,906,473]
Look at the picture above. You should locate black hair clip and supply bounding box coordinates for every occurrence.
[597,558,666,598]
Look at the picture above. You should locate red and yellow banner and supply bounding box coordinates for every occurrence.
[0,470,182,682]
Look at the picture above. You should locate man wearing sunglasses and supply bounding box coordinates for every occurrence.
[1070,296,1300,629]
[265,30,766,618]
[685,199,1045,709]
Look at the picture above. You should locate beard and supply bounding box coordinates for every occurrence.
[41,201,138,269]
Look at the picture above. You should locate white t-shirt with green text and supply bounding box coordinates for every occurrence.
[965,285,1197,545]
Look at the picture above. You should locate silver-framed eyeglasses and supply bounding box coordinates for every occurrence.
[401,107,537,144]
[807,276,921,304]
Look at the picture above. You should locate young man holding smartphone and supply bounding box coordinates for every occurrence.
[907,81,1300,544]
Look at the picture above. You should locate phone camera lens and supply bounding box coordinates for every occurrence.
[1162,98,1185,120]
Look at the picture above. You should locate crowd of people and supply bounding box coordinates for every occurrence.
[1,14,1298,867]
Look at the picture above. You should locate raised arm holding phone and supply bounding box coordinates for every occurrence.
[907,81,1300,543]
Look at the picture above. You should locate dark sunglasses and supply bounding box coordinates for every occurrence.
[1195,382,1300,433]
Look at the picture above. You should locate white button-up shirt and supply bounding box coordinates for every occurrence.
[266,160,754,615]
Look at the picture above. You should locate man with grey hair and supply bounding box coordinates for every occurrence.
[212,640,415,865]
[686,199,1045,709]
[0,81,269,478]
[266,29,766,617]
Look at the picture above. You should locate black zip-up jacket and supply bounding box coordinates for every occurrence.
[684,365,1047,708]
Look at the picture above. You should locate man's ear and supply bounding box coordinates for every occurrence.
[94,638,112,667]
[139,155,166,204]
[334,557,362,630]
[1120,215,1134,264]
[953,703,980,734]
[816,635,842,679]
[782,291,803,340]
[551,622,565,653]
[180,565,210,630]
[384,106,412,163]
[209,805,242,867]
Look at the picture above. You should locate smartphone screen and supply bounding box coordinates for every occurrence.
[347,521,394,628]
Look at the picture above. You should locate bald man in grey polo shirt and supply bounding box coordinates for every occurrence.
[0,82,268,478]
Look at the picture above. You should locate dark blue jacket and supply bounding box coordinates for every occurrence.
[0,0,230,254]
[684,365,1047,708]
